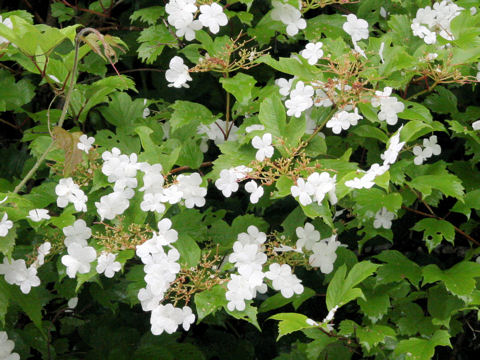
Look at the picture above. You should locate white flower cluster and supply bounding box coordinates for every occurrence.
[271,1,306,37]
[345,126,405,189]
[226,226,268,311]
[295,223,341,274]
[371,87,405,126]
[96,252,121,278]
[77,134,95,154]
[326,108,363,134]
[412,135,441,165]
[0,257,40,294]
[0,331,19,360]
[166,0,227,40]
[215,166,263,203]
[27,208,50,222]
[96,148,138,220]
[285,81,314,118]
[411,0,463,44]
[55,177,88,212]
[290,172,337,207]
[136,219,195,335]
[61,219,97,278]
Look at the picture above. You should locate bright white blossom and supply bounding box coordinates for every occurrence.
[61,243,97,278]
[244,180,264,204]
[63,219,92,247]
[166,56,192,88]
[252,133,274,161]
[199,3,228,34]
[309,235,341,274]
[473,120,480,130]
[265,263,304,298]
[55,178,88,212]
[27,208,51,222]
[0,257,41,294]
[326,108,363,134]
[176,173,207,208]
[77,134,95,153]
[373,207,395,229]
[371,87,405,126]
[343,14,369,42]
[36,242,51,266]
[296,223,320,251]
[96,252,121,278]
[301,42,324,65]
[0,213,13,237]
[0,331,20,360]
[306,172,337,205]
[215,169,240,197]
[275,77,294,97]
[285,81,314,118]
[381,127,405,165]
[291,178,314,206]
[271,1,306,37]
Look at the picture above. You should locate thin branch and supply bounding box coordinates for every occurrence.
[168,162,213,175]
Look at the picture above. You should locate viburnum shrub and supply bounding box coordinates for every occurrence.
[2,0,480,358]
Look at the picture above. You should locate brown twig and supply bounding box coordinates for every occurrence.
[402,205,480,246]
[168,161,213,175]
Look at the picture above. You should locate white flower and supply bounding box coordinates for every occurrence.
[265,263,304,298]
[165,56,192,88]
[473,120,480,130]
[291,178,314,206]
[423,135,441,156]
[37,242,52,266]
[96,252,121,278]
[237,225,267,246]
[275,77,294,97]
[0,213,13,237]
[27,208,51,222]
[140,193,166,213]
[380,7,388,18]
[373,207,395,229]
[306,172,336,205]
[176,19,203,41]
[150,304,180,335]
[63,219,92,247]
[345,172,376,189]
[343,14,369,42]
[67,297,78,309]
[371,89,405,126]
[55,178,87,212]
[215,169,240,197]
[0,258,41,294]
[381,126,405,166]
[244,180,264,204]
[301,42,324,65]
[176,173,207,208]
[271,1,306,36]
[179,306,196,330]
[77,134,95,154]
[95,188,134,220]
[326,108,362,134]
[142,99,150,118]
[0,331,20,360]
[138,287,162,311]
[285,81,314,118]
[252,133,274,161]
[296,223,320,251]
[61,243,97,278]
[199,3,228,34]
[378,42,385,63]
[309,236,341,274]
[413,145,429,165]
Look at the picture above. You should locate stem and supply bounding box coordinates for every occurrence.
[13,28,97,194]
[303,107,337,145]
[224,73,231,140]
[406,81,439,101]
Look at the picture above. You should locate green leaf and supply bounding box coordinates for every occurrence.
[409,174,464,201]
[356,324,396,352]
[258,93,286,139]
[269,313,315,340]
[136,24,176,63]
[351,125,388,143]
[394,330,451,360]
[170,101,215,131]
[220,73,256,105]
[357,289,390,323]
[304,14,348,41]
[375,250,422,287]
[412,218,456,252]
[424,86,458,115]
[0,225,16,256]
[427,285,464,327]
[194,285,228,321]
[256,55,318,80]
[98,92,145,129]
[174,233,201,267]
[422,261,480,297]
[225,302,260,331]
[326,262,378,311]
[130,6,164,25]
[0,70,35,111]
